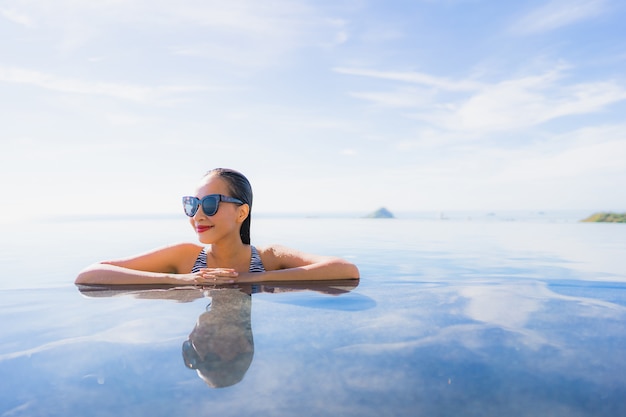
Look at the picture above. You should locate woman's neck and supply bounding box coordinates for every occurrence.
[207,238,249,268]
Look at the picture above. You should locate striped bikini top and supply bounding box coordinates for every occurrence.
[191,245,266,273]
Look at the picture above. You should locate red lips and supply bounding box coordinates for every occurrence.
[196,225,213,233]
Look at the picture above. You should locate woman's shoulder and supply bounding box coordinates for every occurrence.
[254,244,283,269]
[254,244,312,270]
[255,244,292,257]
[154,242,205,258]
[160,242,205,273]
[160,241,204,251]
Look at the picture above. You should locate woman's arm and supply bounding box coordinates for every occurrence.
[75,263,198,286]
[75,263,239,286]
[74,243,237,286]
[231,245,360,283]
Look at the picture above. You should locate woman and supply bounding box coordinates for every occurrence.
[75,168,360,286]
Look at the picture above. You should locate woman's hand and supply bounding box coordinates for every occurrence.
[191,268,239,285]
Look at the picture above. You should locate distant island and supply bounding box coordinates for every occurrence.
[581,212,626,223]
[364,207,395,219]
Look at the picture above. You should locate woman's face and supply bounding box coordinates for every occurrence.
[189,175,248,244]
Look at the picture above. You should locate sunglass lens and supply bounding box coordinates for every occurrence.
[201,196,219,216]
[183,197,198,217]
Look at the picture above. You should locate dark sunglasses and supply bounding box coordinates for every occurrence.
[182,194,244,217]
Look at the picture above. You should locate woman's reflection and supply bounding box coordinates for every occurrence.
[76,280,360,389]
[182,288,253,388]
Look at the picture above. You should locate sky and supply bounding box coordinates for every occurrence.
[1,0,625,221]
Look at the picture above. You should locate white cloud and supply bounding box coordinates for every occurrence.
[0,318,186,361]
[4,0,339,67]
[0,7,35,27]
[432,77,626,133]
[511,0,607,35]
[334,67,483,92]
[0,65,211,103]
[337,65,626,134]
[327,122,626,211]
[159,0,311,34]
[103,111,153,126]
[496,136,626,183]
[348,88,434,108]
[161,1,316,67]
[335,30,349,44]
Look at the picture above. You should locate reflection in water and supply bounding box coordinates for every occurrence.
[182,289,254,388]
[76,280,360,389]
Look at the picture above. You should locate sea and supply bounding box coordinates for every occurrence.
[1,210,625,416]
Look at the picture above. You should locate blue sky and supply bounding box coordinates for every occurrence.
[1,0,625,220]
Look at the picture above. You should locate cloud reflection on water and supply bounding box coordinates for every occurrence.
[337,278,625,358]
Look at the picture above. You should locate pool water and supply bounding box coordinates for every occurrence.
[1,215,625,416]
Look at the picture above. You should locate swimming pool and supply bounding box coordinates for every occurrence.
[1,215,625,416]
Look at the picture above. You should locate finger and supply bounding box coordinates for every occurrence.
[199,276,235,284]
[201,270,238,278]
[214,269,238,276]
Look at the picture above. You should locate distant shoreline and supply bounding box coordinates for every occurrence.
[580,212,626,223]
[37,209,604,224]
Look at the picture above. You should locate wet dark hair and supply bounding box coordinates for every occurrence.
[205,168,253,244]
